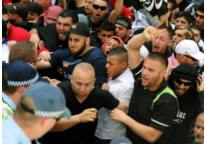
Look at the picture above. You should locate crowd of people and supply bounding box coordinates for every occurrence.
[2,0,204,143]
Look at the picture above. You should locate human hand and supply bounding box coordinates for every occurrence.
[39,50,51,61]
[42,77,61,86]
[101,83,110,91]
[143,26,158,42]
[79,108,97,123]
[197,74,204,92]
[111,108,128,123]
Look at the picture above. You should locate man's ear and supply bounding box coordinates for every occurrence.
[167,39,173,49]
[120,61,127,70]
[127,29,131,36]
[17,86,27,94]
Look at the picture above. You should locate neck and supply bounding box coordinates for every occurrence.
[79,46,91,56]
[8,92,21,106]
[111,68,126,80]
[148,80,164,91]
[13,115,38,140]
[76,94,89,103]
[91,16,100,24]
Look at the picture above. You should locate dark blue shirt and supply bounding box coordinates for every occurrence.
[50,47,107,85]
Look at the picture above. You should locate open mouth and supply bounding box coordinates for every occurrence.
[96,13,100,17]
[153,45,160,51]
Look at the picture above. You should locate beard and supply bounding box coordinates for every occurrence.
[72,41,87,56]
[195,136,204,144]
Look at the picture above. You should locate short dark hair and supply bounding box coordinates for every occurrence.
[174,11,193,24]
[99,21,115,32]
[158,25,173,39]
[107,47,128,62]
[196,3,204,12]
[147,52,168,69]
[190,24,202,37]
[58,10,78,23]
[116,16,131,29]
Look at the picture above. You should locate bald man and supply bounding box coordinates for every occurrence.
[194,112,204,144]
[40,62,121,144]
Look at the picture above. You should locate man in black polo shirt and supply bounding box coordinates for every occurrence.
[39,62,121,144]
[111,52,179,144]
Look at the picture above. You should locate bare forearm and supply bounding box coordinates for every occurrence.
[127,33,146,69]
[36,60,52,69]
[123,115,162,143]
[114,0,123,16]
[111,109,162,143]
[127,33,147,51]
[52,115,81,132]
[109,0,123,23]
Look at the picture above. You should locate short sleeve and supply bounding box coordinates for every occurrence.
[97,89,119,110]
[50,49,69,67]
[150,93,179,131]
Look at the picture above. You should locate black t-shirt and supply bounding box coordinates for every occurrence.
[127,80,179,144]
[36,24,68,51]
[87,15,109,47]
[166,91,201,144]
[50,47,107,85]
[40,80,119,144]
[125,0,168,17]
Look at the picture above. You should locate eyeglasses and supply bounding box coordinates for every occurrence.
[175,79,192,86]
[195,13,204,19]
[93,4,107,11]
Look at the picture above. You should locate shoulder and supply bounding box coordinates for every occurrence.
[84,48,106,63]
[93,87,111,96]
[58,80,70,91]
[87,48,105,57]
[152,85,178,110]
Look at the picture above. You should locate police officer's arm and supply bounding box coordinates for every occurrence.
[111,108,163,143]
[108,0,123,23]
[52,108,97,132]
[127,26,157,70]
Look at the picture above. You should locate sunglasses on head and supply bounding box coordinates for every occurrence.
[93,4,107,11]
[195,13,204,19]
[175,79,192,86]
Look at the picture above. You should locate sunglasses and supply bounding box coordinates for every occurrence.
[93,4,107,11]
[175,79,192,86]
[195,13,204,19]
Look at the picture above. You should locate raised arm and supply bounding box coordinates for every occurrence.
[108,0,123,23]
[127,26,158,69]
[29,28,41,50]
